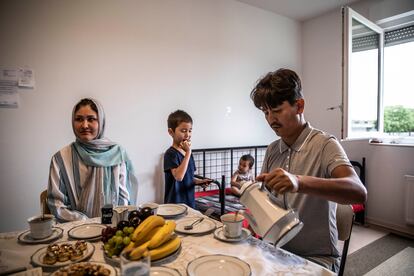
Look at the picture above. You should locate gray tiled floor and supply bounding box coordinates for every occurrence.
[348,225,388,254]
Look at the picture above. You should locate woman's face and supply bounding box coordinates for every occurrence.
[73,105,99,142]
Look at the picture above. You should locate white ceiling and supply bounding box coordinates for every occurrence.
[235,0,361,21]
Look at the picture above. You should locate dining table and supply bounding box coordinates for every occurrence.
[0,205,335,275]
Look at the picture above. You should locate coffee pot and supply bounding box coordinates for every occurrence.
[239,181,303,247]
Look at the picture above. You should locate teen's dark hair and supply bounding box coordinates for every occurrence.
[250,68,303,110]
[240,154,254,169]
[167,110,193,131]
[74,98,98,113]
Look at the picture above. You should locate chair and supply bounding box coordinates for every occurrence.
[306,204,354,274]
[336,204,355,276]
[40,189,51,215]
[350,158,366,224]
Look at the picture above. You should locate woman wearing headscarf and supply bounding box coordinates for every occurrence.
[47,98,138,222]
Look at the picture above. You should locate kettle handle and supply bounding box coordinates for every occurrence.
[238,210,257,227]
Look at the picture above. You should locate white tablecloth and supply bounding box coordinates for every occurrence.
[0,207,334,275]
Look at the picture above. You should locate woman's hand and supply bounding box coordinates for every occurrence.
[256,168,299,194]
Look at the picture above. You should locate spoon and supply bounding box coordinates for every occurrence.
[184,217,204,230]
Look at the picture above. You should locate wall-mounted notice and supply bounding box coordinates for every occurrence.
[0,68,19,108]
[0,81,19,108]
[18,68,35,88]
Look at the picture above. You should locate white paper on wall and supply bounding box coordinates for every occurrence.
[0,68,18,83]
[18,68,35,88]
[0,81,19,108]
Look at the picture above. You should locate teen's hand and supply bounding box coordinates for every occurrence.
[256,168,299,194]
[199,178,213,189]
[180,140,192,153]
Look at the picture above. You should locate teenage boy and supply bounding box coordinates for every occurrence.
[164,110,212,208]
[251,68,367,271]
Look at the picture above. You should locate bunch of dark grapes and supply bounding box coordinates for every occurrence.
[101,226,117,243]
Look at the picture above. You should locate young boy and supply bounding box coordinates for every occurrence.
[163,110,211,208]
[231,154,255,196]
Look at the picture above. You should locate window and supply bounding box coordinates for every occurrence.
[342,7,414,144]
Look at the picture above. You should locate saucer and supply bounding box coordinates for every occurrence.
[175,217,216,235]
[18,227,63,244]
[213,227,251,242]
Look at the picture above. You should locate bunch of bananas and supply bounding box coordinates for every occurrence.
[122,215,181,261]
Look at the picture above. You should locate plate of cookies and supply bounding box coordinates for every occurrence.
[51,262,116,276]
[30,240,94,268]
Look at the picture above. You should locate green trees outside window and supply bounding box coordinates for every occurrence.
[384,105,414,135]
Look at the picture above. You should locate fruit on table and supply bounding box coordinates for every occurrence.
[129,216,140,228]
[103,224,134,257]
[101,226,117,243]
[129,240,151,260]
[117,220,130,230]
[148,220,176,249]
[132,225,162,247]
[128,210,140,221]
[104,214,181,261]
[122,216,181,261]
[148,235,181,261]
[131,215,165,242]
[138,207,154,221]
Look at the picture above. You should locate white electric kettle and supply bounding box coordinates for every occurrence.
[239,181,303,247]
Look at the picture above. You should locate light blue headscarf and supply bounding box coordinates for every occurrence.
[71,98,138,205]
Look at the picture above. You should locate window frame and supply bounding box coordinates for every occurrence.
[342,6,385,140]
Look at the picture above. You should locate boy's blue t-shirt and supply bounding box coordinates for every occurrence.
[163,147,196,208]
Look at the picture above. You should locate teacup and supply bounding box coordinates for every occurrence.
[139,202,159,215]
[27,214,54,239]
[220,213,245,238]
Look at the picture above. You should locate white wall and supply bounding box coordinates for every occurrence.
[0,0,301,232]
[302,0,414,235]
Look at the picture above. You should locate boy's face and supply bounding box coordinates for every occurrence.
[169,122,193,146]
[238,160,251,174]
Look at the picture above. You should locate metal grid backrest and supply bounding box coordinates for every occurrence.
[193,145,267,192]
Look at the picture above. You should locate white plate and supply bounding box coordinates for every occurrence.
[187,255,251,276]
[18,227,63,244]
[213,227,251,243]
[51,262,116,276]
[157,204,187,218]
[68,223,106,240]
[175,217,216,235]
[31,241,94,268]
[151,266,181,276]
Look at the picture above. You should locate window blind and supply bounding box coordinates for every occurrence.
[385,25,414,46]
[353,25,414,52]
[352,34,379,52]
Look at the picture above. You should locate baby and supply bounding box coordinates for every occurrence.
[231,154,255,196]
